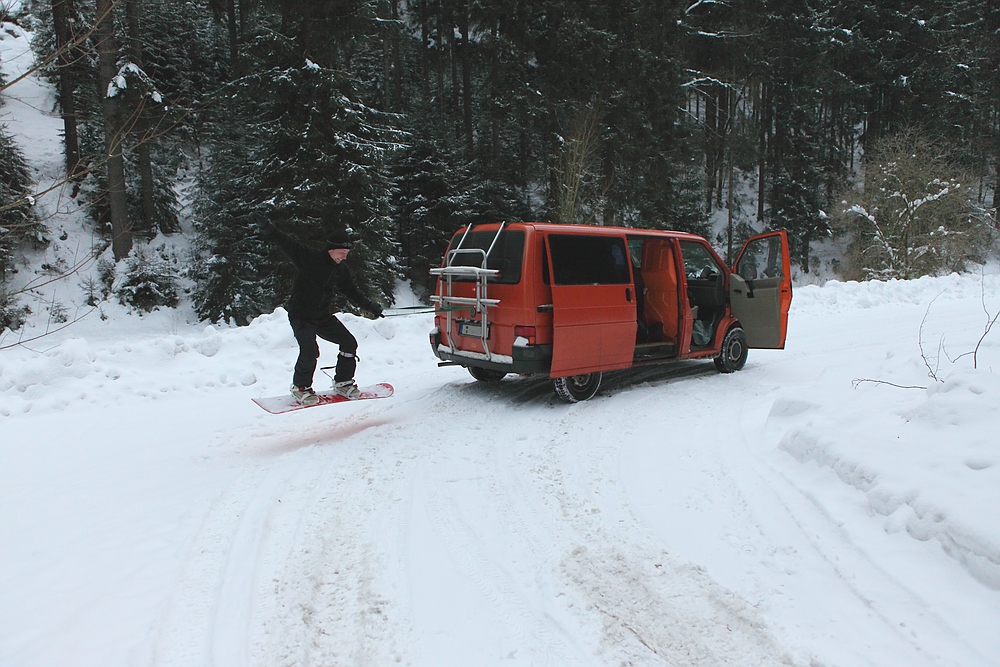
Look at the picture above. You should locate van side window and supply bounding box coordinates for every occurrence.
[735,235,784,280]
[679,241,722,281]
[446,230,526,284]
[549,234,631,285]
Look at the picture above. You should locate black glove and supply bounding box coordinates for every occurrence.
[247,211,276,236]
[367,302,384,319]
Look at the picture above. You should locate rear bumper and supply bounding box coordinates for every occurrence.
[430,329,551,374]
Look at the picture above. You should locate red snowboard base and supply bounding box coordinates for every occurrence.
[252,383,394,414]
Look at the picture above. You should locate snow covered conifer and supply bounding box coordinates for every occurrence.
[192,32,401,323]
[114,244,180,312]
[390,141,476,296]
[0,124,43,330]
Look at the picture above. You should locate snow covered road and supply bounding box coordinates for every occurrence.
[2,274,999,667]
[4,6,998,664]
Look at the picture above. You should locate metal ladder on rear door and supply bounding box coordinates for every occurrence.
[429,223,506,361]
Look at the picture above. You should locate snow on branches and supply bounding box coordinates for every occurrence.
[841,131,993,281]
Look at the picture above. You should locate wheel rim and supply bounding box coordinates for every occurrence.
[727,337,744,363]
[554,372,602,402]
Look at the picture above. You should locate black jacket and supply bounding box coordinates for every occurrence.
[265,228,376,320]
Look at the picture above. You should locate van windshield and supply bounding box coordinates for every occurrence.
[445,229,525,284]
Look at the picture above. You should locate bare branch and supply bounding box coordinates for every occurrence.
[852,379,928,390]
[0,306,98,350]
[917,292,945,382]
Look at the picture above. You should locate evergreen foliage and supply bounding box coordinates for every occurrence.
[114,244,180,312]
[0,125,43,330]
[8,0,1000,328]
[391,140,476,295]
[192,31,402,323]
[29,0,226,238]
[0,127,41,273]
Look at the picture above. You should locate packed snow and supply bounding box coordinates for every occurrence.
[2,275,1000,667]
[3,10,1000,667]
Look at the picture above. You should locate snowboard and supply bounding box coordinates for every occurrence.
[252,383,394,414]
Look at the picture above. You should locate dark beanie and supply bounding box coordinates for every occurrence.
[325,229,352,250]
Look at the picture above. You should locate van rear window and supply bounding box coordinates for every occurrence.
[445,229,525,284]
[548,234,631,285]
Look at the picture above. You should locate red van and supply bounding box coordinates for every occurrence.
[429,223,792,402]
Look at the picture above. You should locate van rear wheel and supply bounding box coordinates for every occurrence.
[468,366,507,382]
[714,327,748,373]
[552,372,602,403]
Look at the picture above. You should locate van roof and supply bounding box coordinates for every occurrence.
[461,221,709,242]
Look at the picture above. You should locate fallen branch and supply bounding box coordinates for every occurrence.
[852,378,927,390]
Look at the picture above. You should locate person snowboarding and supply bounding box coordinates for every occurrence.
[249,211,383,406]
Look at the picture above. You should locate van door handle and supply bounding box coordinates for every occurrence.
[626,287,632,302]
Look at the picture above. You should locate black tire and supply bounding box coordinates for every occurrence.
[552,372,602,403]
[714,326,748,373]
[468,366,507,382]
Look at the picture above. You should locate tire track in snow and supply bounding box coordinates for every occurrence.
[151,460,291,666]
[412,383,588,665]
[252,416,418,667]
[410,373,792,665]
[150,410,414,667]
[535,388,795,667]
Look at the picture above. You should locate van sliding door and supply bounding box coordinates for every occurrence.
[546,233,637,376]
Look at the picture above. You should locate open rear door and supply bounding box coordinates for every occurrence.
[730,231,792,348]
[547,233,637,376]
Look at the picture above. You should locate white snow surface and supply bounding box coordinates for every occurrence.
[4,13,1000,667]
[2,277,1000,667]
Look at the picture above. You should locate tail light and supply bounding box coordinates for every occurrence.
[514,325,536,344]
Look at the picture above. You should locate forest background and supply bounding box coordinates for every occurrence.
[1,0,998,328]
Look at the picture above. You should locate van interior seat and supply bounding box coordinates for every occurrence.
[640,241,679,344]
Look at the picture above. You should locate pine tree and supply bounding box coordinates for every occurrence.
[0,122,42,330]
[0,128,41,274]
[192,32,402,323]
[390,140,476,296]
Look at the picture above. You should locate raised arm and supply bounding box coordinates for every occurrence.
[248,211,310,269]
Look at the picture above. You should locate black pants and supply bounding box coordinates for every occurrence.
[289,314,358,388]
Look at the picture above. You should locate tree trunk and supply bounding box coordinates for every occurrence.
[226,0,238,63]
[991,0,1000,212]
[96,0,131,261]
[382,9,391,110]
[126,0,155,234]
[436,10,445,115]
[459,3,473,155]
[705,85,717,214]
[390,0,402,111]
[420,1,429,102]
[51,0,83,185]
[717,85,728,210]
[758,81,767,225]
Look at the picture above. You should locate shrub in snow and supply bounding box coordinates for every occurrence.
[0,288,31,332]
[79,257,118,307]
[840,130,994,281]
[114,245,180,313]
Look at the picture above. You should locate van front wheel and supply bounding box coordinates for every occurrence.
[468,366,507,382]
[714,327,748,373]
[553,372,602,403]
